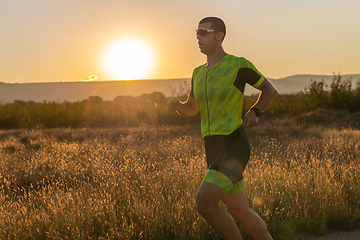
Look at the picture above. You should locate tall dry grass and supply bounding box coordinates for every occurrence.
[0,119,359,239]
[245,119,360,239]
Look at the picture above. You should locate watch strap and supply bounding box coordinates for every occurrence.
[251,107,262,117]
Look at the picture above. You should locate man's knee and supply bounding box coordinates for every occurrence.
[196,192,215,216]
[227,204,250,219]
[231,207,269,234]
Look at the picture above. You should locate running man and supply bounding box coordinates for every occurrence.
[168,17,277,240]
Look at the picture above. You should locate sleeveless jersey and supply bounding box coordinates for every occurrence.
[190,54,265,137]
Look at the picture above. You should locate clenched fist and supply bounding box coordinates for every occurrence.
[167,99,181,112]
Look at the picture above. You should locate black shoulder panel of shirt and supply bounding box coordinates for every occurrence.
[233,68,261,94]
[190,78,194,97]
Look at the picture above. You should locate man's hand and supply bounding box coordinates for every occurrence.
[168,97,199,117]
[243,109,258,128]
[167,99,181,112]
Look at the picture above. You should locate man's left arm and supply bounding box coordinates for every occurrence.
[243,78,277,128]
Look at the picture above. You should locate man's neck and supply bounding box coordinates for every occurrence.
[206,47,227,68]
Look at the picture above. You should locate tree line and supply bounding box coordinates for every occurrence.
[0,74,359,129]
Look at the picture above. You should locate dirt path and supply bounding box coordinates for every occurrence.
[294,228,360,240]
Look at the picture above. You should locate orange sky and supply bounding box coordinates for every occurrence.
[1,0,359,83]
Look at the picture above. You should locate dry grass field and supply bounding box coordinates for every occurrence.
[0,115,359,239]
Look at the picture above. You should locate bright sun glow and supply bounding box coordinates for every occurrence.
[103,38,155,80]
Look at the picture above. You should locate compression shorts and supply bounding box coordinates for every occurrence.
[202,125,250,195]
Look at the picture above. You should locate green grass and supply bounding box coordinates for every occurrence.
[0,118,359,239]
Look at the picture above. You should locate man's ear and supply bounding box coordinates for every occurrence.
[217,32,224,42]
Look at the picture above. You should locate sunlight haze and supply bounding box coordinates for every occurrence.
[0,0,359,83]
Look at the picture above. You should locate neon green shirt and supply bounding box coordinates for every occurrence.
[190,54,265,137]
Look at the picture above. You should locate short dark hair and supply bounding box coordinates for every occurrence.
[199,17,226,42]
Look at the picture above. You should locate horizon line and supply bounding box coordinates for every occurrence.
[2,73,360,84]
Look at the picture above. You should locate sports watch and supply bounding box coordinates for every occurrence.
[251,107,262,117]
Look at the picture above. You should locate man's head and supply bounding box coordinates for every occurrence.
[198,17,226,42]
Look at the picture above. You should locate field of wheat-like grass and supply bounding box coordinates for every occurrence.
[0,120,359,240]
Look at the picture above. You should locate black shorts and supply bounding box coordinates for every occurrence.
[204,125,251,184]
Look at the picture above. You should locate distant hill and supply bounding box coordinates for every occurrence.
[0,79,191,103]
[266,74,360,95]
[1,74,359,103]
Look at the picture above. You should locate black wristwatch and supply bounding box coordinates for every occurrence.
[251,107,262,117]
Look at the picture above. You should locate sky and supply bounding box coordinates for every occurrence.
[1,0,359,83]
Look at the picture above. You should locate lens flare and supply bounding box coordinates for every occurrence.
[80,75,98,81]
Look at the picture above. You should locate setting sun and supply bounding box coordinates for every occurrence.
[102,38,155,80]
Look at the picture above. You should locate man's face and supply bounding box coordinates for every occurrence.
[196,22,218,55]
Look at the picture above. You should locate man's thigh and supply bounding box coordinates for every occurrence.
[197,181,226,206]
[221,190,250,213]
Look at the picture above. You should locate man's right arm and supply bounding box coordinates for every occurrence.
[167,95,199,118]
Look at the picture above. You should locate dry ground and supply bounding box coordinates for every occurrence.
[295,228,360,240]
